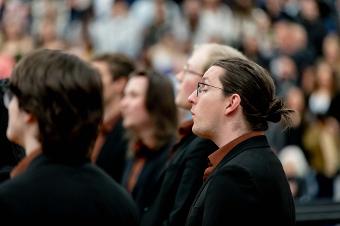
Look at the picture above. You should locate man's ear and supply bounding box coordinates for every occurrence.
[225,94,241,116]
[24,111,37,124]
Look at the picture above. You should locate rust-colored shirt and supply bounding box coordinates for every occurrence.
[11,149,41,178]
[203,131,264,181]
[91,115,121,163]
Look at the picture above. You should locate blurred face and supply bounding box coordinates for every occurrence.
[92,61,114,105]
[6,95,27,146]
[188,66,227,139]
[120,76,151,131]
[175,48,207,109]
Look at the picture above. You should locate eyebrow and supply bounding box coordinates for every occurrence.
[201,77,209,82]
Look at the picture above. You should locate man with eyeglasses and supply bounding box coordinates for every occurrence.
[140,43,246,226]
[186,58,295,226]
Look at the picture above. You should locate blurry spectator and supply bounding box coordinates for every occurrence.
[0,79,24,183]
[239,10,272,67]
[279,145,318,201]
[121,70,178,213]
[144,0,181,46]
[89,0,143,58]
[0,49,139,224]
[308,60,337,116]
[34,18,66,50]
[304,61,340,199]
[300,65,316,100]
[267,86,309,155]
[179,0,202,51]
[260,0,299,22]
[193,0,235,45]
[91,53,135,182]
[297,0,327,57]
[30,0,68,39]
[270,55,298,97]
[229,0,263,47]
[322,33,340,88]
[303,114,340,199]
[146,32,187,77]
[0,1,33,62]
[130,0,183,48]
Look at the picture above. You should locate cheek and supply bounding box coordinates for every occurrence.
[181,79,198,96]
[124,101,148,122]
[134,104,149,121]
[6,111,20,144]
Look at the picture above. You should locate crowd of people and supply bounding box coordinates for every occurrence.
[0,0,340,224]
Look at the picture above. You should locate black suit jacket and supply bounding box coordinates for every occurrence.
[141,132,217,226]
[122,140,175,214]
[0,154,139,225]
[96,119,128,182]
[186,135,295,226]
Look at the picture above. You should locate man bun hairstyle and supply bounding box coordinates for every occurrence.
[213,57,294,131]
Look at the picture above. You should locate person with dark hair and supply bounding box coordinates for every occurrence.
[91,53,135,182]
[0,49,139,225]
[0,79,24,183]
[140,43,246,226]
[186,57,295,226]
[120,70,178,213]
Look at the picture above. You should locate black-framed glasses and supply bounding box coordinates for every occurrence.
[196,82,224,97]
[183,64,203,77]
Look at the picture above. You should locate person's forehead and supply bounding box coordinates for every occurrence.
[202,66,224,82]
[127,76,148,90]
[188,48,208,70]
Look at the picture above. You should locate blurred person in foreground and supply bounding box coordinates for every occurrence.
[186,58,295,226]
[140,43,246,226]
[0,49,139,225]
[0,79,24,183]
[91,53,135,182]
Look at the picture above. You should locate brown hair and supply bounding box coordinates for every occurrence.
[10,49,103,160]
[92,53,135,81]
[213,58,294,131]
[129,70,178,149]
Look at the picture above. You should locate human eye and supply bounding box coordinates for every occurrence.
[196,83,206,94]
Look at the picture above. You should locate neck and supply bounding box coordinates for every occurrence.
[24,138,42,156]
[214,119,252,148]
[23,121,42,156]
[103,96,121,124]
[137,127,157,149]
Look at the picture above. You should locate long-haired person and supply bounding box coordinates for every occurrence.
[120,70,178,213]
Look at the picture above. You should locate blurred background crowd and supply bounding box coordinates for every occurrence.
[0,0,340,203]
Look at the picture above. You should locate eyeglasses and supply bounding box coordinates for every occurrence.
[183,64,203,77]
[3,89,14,109]
[196,82,224,97]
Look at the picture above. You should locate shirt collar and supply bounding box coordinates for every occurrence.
[10,149,42,178]
[203,131,264,180]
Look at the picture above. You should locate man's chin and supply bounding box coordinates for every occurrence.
[192,125,203,137]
